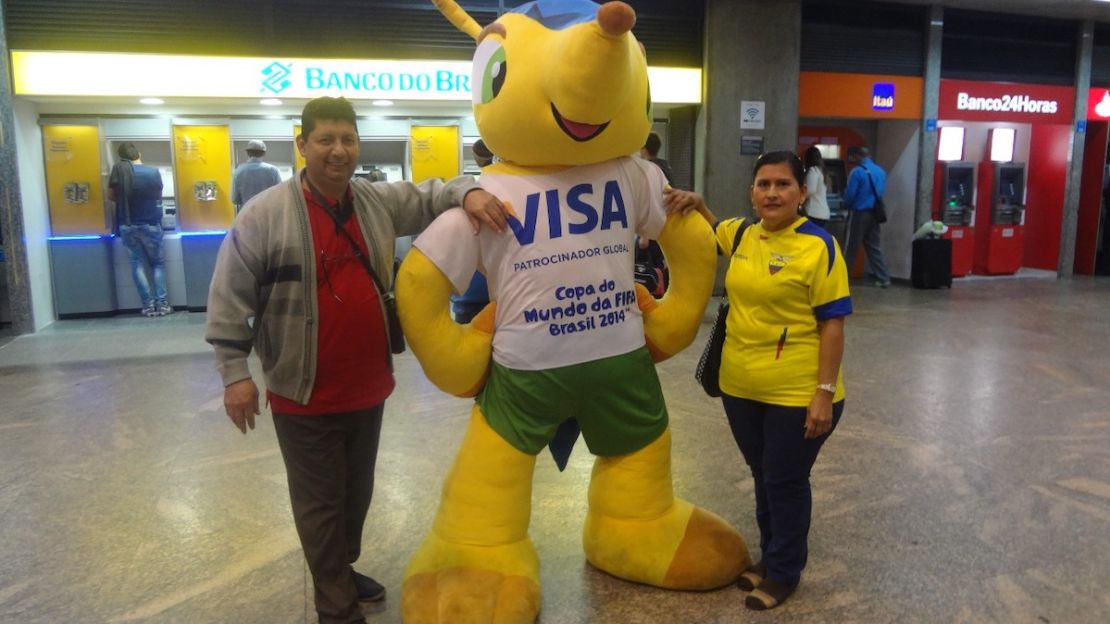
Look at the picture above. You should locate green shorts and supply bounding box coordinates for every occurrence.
[477,346,668,457]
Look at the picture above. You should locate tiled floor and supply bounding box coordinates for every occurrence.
[1,278,1109,623]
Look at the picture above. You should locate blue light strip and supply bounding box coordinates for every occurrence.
[179,230,228,237]
[48,235,111,241]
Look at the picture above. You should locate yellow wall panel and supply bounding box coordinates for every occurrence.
[294,124,305,172]
[173,125,234,231]
[410,126,459,184]
[42,125,107,235]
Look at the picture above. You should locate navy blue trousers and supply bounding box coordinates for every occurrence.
[722,395,843,586]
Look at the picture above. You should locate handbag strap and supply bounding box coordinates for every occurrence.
[729,217,754,255]
[864,166,882,203]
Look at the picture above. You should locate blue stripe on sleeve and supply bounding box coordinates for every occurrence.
[814,296,853,320]
[795,219,837,275]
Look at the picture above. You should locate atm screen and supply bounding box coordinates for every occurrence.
[824,159,846,194]
[998,166,1024,203]
[945,165,974,206]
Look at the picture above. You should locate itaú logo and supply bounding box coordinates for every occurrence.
[872,83,895,111]
[956,92,1058,114]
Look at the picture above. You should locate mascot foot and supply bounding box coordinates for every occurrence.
[402,534,541,624]
[584,498,750,590]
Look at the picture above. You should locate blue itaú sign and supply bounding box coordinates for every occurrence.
[872,83,895,111]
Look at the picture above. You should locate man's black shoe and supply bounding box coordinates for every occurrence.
[353,571,386,602]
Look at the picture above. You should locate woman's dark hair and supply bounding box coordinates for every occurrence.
[753,150,805,187]
[301,96,359,139]
[803,146,825,173]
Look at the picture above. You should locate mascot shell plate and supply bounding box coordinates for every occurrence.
[395,1,750,622]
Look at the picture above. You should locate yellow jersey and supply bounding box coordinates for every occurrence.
[714,217,852,406]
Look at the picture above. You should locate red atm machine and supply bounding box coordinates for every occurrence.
[934,161,976,276]
[974,162,1025,275]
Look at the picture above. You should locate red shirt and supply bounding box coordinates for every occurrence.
[268,184,395,415]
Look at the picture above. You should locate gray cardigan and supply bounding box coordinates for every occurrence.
[205,172,478,404]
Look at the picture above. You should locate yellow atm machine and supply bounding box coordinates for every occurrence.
[410,125,460,183]
[172,124,234,311]
[42,124,118,317]
[294,124,305,172]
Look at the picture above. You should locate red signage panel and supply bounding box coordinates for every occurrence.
[1087,86,1110,120]
[939,80,1074,124]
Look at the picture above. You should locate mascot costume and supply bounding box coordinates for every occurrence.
[395,1,750,622]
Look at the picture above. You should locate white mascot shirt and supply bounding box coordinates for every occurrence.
[415,156,668,370]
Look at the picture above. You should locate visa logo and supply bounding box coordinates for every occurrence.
[872,83,895,111]
[508,181,629,245]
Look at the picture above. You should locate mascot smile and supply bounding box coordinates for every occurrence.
[395,1,750,621]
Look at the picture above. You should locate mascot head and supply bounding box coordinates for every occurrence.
[433,0,652,166]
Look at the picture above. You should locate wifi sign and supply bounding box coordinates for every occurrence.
[740,100,765,129]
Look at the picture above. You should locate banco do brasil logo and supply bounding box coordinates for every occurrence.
[261,62,293,94]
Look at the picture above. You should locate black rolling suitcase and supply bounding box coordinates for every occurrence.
[911,238,952,289]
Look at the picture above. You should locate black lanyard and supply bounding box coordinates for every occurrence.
[302,172,389,298]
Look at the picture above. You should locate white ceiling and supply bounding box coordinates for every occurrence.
[21,1,1110,117]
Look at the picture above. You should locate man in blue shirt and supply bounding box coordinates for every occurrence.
[232,139,282,212]
[108,142,169,316]
[842,145,891,288]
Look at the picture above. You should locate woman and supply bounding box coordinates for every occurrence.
[802,146,830,229]
[672,151,851,610]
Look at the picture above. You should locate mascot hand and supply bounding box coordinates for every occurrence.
[642,211,716,362]
[396,248,492,397]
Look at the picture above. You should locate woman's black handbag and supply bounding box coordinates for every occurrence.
[694,219,753,397]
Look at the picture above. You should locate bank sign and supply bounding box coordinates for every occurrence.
[939,79,1074,124]
[1086,88,1110,120]
[259,60,470,99]
[12,51,701,104]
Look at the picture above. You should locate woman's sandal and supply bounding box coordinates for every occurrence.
[744,578,797,611]
[736,561,767,592]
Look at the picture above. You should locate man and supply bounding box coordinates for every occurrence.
[231,139,282,212]
[842,145,892,288]
[637,133,671,292]
[451,139,493,323]
[107,142,169,316]
[640,131,674,184]
[205,96,502,624]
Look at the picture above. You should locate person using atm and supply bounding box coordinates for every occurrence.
[108,142,170,317]
[842,146,891,288]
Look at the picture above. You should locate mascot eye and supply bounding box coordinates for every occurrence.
[472,38,508,105]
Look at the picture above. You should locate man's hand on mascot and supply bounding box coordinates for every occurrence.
[463,188,510,235]
[223,378,260,434]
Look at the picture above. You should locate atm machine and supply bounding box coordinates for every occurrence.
[934,161,976,276]
[823,159,848,244]
[974,162,1026,275]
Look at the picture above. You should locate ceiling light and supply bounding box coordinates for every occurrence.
[372,100,394,107]
[139,97,164,105]
[260,98,282,106]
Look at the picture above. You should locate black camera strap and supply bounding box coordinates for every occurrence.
[302,173,390,299]
[302,172,406,356]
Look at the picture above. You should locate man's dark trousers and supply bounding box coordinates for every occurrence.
[273,405,384,624]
